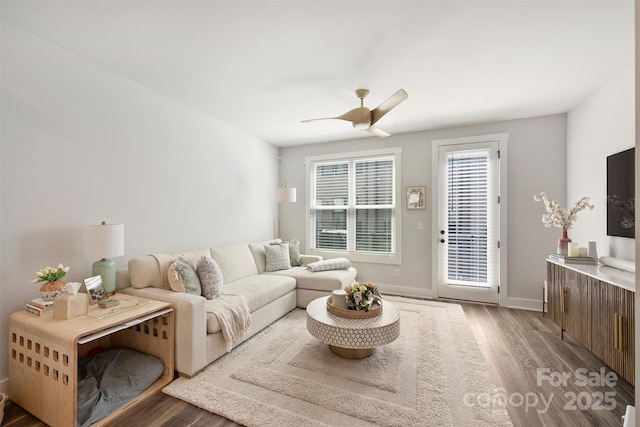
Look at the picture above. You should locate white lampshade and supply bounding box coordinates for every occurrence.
[277,186,297,203]
[83,222,124,259]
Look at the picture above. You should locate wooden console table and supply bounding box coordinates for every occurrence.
[8,294,174,426]
[547,260,635,385]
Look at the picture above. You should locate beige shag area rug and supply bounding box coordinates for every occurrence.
[163,296,512,427]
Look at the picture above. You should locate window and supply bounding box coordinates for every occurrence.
[307,148,401,264]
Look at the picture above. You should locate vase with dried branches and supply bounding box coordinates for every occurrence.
[534,192,594,255]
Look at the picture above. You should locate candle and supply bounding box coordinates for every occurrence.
[579,247,588,257]
[568,243,580,257]
[332,290,347,308]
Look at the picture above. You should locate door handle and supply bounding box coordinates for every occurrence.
[614,313,620,351]
[614,313,624,351]
[619,314,625,350]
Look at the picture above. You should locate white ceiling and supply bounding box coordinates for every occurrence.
[0,0,634,147]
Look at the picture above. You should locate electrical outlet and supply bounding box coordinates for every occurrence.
[393,269,400,278]
[417,221,424,230]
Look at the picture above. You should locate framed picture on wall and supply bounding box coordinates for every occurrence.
[406,186,426,210]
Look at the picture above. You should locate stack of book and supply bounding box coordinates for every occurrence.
[548,254,597,265]
[25,297,54,316]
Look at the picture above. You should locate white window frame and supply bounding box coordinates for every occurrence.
[305,147,402,265]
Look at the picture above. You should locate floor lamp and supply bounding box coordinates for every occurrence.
[276,181,296,238]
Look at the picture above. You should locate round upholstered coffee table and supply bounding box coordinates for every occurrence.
[306,296,401,359]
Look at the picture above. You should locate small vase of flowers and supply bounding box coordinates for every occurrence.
[31,263,70,301]
[534,192,594,255]
[344,282,381,312]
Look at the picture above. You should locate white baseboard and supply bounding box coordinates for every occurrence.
[357,283,541,312]
[376,284,433,300]
[507,297,543,312]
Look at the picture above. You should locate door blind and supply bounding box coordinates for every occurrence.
[447,149,490,284]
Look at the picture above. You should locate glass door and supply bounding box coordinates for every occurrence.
[436,141,500,304]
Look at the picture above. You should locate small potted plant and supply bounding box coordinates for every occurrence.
[31,263,70,301]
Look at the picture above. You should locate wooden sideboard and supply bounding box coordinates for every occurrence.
[547,260,635,385]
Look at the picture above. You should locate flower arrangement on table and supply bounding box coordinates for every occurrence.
[533,192,594,230]
[344,282,381,312]
[533,192,594,255]
[31,263,70,284]
[31,263,70,300]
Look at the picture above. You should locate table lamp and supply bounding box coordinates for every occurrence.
[83,221,124,295]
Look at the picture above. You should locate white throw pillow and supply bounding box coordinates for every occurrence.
[307,257,352,272]
[264,242,291,272]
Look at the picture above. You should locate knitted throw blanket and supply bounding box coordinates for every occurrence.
[207,294,251,351]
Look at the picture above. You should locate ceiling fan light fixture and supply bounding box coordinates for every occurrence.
[353,121,370,130]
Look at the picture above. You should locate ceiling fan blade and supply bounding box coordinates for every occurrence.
[370,89,408,125]
[366,125,391,138]
[301,117,338,123]
[302,107,371,126]
[337,106,370,125]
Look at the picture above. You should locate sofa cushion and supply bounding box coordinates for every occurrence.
[289,239,301,266]
[167,260,186,293]
[264,242,291,272]
[248,239,282,274]
[168,258,202,296]
[307,257,352,272]
[300,254,322,266]
[197,256,223,300]
[210,244,259,283]
[129,248,210,289]
[128,256,162,290]
[205,275,296,333]
[265,266,357,293]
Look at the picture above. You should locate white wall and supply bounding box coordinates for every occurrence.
[0,23,279,388]
[567,63,635,262]
[279,114,567,310]
[635,0,639,409]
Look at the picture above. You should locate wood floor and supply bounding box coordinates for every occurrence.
[2,302,634,427]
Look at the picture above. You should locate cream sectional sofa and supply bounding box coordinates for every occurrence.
[117,241,357,377]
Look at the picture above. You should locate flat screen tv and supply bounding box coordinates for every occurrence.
[606,147,635,238]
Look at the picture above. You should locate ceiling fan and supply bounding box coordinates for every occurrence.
[302,88,408,138]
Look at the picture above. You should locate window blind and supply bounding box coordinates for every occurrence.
[355,159,394,252]
[313,162,348,250]
[446,149,490,284]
